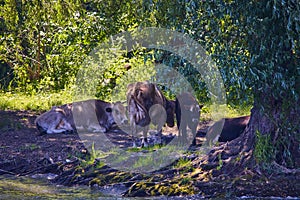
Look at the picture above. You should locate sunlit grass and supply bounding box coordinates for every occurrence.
[126,144,162,152]
[0,89,252,119]
[200,103,252,121]
[0,90,73,111]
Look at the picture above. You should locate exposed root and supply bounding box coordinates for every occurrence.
[193,125,256,178]
[270,161,300,175]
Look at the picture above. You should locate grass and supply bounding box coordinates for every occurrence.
[126,144,162,152]
[0,89,252,118]
[173,157,192,169]
[201,103,252,121]
[20,144,41,151]
[0,90,73,111]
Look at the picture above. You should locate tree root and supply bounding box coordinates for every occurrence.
[270,161,300,175]
[193,126,256,178]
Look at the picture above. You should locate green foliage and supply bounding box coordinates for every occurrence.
[173,158,195,174]
[0,0,148,93]
[1,0,298,119]
[1,0,82,91]
[174,158,192,169]
[254,131,276,166]
[235,0,300,105]
[216,153,223,170]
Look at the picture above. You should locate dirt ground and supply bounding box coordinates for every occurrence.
[0,110,299,198]
[0,109,202,175]
[0,110,87,175]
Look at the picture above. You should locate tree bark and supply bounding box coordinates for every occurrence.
[197,96,300,177]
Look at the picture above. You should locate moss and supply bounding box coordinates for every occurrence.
[126,180,196,197]
[110,171,133,183]
[154,182,196,196]
[157,184,169,195]
[89,171,133,187]
[89,178,103,186]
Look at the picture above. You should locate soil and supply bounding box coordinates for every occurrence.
[0,110,87,176]
[0,110,299,198]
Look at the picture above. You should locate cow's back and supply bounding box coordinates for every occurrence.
[218,115,250,142]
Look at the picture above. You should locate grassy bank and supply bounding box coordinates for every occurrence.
[0,91,251,118]
[0,90,73,111]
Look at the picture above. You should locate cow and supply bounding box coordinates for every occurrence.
[204,115,250,145]
[35,105,73,134]
[126,81,175,147]
[71,99,117,133]
[35,100,128,135]
[175,92,203,145]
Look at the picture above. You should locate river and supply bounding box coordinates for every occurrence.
[0,175,298,200]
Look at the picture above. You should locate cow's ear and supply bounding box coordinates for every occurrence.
[106,107,112,113]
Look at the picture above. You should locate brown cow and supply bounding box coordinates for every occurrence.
[175,92,202,145]
[127,81,175,147]
[35,100,127,134]
[204,115,250,145]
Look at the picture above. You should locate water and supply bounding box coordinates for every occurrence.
[0,175,113,200]
[0,175,160,199]
[0,175,298,200]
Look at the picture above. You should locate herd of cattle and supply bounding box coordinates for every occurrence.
[35,81,250,147]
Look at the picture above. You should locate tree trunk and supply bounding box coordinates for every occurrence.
[250,93,300,169]
[197,96,300,176]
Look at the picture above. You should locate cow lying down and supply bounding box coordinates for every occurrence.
[204,115,250,145]
[35,100,127,135]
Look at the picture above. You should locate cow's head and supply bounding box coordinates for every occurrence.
[103,106,114,130]
[135,82,156,111]
[112,101,128,126]
[127,82,154,125]
[127,81,174,127]
[93,100,115,132]
[183,103,202,123]
[128,94,150,126]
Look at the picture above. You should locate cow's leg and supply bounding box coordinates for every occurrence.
[141,126,149,148]
[46,118,62,134]
[48,118,73,134]
[179,119,188,144]
[47,126,66,134]
[156,124,163,145]
[176,122,182,145]
[182,126,188,145]
[60,118,74,134]
[131,123,138,148]
[190,124,197,146]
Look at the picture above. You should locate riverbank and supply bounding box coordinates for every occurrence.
[0,110,299,198]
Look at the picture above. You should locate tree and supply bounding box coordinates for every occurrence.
[0,0,147,92]
[0,0,86,91]
[238,0,300,169]
[193,0,300,172]
[148,0,299,171]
